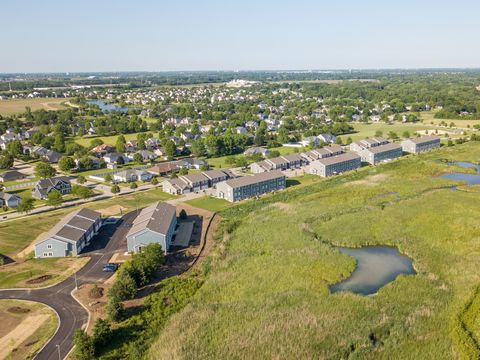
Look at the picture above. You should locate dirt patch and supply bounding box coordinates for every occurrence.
[74,284,110,334]
[347,173,390,186]
[88,285,104,299]
[26,274,52,284]
[97,205,128,216]
[8,306,31,314]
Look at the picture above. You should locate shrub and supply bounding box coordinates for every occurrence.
[111,185,121,194]
[72,329,94,360]
[88,285,104,299]
[106,297,124,322]
[130,182,138,189]
[179,209,187,219]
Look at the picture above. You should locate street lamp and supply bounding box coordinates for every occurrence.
[56,344,61,360]
[74,272,78,290]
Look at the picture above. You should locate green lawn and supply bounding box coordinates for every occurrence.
[185,196,232,212]
[74,132,148,147]
[147,141,480,359]
[346,122,440,142]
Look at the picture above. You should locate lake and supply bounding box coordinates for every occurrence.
[330,246,416,296]
[87,100,130,113]
[449,161,480,172]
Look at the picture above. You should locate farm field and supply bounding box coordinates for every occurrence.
[148,142,480,359]
[0,299,58,360]
[0,97,71,115]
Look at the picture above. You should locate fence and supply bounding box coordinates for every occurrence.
[4,181,37,191]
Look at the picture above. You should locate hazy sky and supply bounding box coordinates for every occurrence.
[2,0,479,72]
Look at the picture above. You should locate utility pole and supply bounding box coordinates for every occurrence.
[74,272,78,290]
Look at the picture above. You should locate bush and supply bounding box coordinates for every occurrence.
[106,297,125,322]
[108,270,137,301]
[72,329,94,360]
[88,285,104,299]
[151,177,159,185]
[179,209,187,219]
[76,175,86,184]
[130,182,138,189]
[92,318,111,351]
[111,185,120,194]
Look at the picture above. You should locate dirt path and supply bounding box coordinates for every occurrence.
[0,313,50,358]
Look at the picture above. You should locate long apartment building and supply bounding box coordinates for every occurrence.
[309,152,361,177]
[162,169,232,195]
[350,137,402,165]
[216,171,286,202]
[249,154,306,173]
[401,135,441,153]
[300,144,344,162]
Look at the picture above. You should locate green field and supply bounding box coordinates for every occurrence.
[147,142,480,359]
[346,122,440,141]
[74,132,148,147]
[185,196,232,212]
[0,98,71,115]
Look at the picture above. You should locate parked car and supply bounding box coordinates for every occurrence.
[102,263,119,272]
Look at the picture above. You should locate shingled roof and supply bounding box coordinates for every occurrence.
[126,202,176,238]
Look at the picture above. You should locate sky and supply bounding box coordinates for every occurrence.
[2,0,479,72]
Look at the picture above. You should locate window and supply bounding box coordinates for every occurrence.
[47,244,52,249]
[48,252,53,257]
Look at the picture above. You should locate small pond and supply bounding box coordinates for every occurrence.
[87,100,131,113]
[440,161,480,185]
[330,246,416,296]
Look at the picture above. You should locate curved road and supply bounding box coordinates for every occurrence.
[0,210,138,360]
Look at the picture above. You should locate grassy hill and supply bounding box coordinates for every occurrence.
[145,142,480,359]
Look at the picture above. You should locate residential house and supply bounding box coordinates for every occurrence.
[0,192,22,208]
[309,152,361,177]
[126,202,177,254]
[349,137,389,152]
[91,144,114,155]
[216,171,286,202]
[0,170,26,183]
[33,176,72,199]
[148,162,180,177]
[301,145,344,162]
[34,208,102,258]
[235,126,248,134]
[244,147,270,157]
[103,152,130,165]
[401,136,441,153]
[356,142,403,165]
[135,150,157,162]
[199,169,231,187]
[175,158,206,170]
[249,154,306,173]
[113,169,153,183]
[125,140,138,152]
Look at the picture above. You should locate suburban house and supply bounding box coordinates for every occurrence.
[161,170,232,195]
[126,202,177,254]
[301,145,344,162]
[244,147,270,157]
[135,150,157,161]
[74,156,101,170]
[309,152,362,177]
[175,158,206,170]
[32,176,72,199]
[349,137,390,152]
[103,152,130,165]
[216,171,286,202]
[113,169,153,183]
[0,170,26,183]
[34,208,102,258]
[148,162,180,177]
[32,146,62,163]
[355,142,403,165]
[299,133,337,147]
[249,154,306,173]
[0,192,22,208]
[91,144,114,155]
[401,136,441,153]
[125,140,138,152]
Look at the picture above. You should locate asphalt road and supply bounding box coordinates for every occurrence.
[0,210,137,360]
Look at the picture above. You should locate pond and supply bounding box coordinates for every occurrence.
[330,246,416,296]
[440,161,480,185]
[87,100,130,113]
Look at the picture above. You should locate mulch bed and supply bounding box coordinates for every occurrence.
[26,274,52,284]
[8,306,31,314]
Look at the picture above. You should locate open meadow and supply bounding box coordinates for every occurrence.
[147,142,480,359]
[0,98,71,115]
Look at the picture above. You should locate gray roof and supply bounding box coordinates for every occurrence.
[222,170,285,189]
[363,142,402,154]
[202,169,229,180]
[314,152,361,166]
[404,135,440,144]
[180,173,209,184]
[0,192,21,201]
[37,208,101,244]
[0,170,25,181]
[281,154,303,162]
[127,202,176,238]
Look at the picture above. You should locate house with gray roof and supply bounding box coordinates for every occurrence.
[355,142,403,165]
[0,170,26,183]
[32,176,71,199]
[349,137,389,152]
[216,171,286,202]
[162,169,232,195]
[35,208,102,258]
[401,136,441,153]
[0,192,21,208]
[113,169,153,183]
[126,202,177,254]
[249,154,307,173]
[301,145,344,162]
[309,152,361,177]
[244,147,270,157]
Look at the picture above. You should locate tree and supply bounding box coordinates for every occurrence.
[106,297,124,322]
[7,140,23,158]
[277,127,289,144]
[191,140,206,157]
[115,135,126,153]
[58,156,76,172]
[17,197,35,214]
[104,174,113,183]
[374,130,383,137]
[130,182,138,189]
[179,209,187,219]
[72,329,94,360]
[46,190,63,207]
[53,133,66,153]
[165,140,177,159]
[0,154,14,169]
[76,175,86,184]
[335,136,343,145]
[72,185,94,199]
[92,318,111,350]
[151,177,158,185]
[35,162,56,178]
[402,131,411,138]
[109,271,137,300]
[111,185,120,194]
[254,122,267,146]
[133,153,143,164]
[178,167,188,175]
